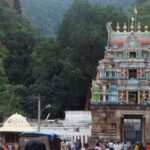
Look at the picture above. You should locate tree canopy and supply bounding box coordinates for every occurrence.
[57,0,127,110]
[3,0,149,119]
[0,0,37,116]
[20,0,135,37]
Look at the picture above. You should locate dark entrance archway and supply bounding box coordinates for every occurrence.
[122,116,142,143]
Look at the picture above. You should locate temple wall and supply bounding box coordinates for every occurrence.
[90,105,150,146]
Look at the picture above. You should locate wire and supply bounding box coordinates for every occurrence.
[21,99,36,107]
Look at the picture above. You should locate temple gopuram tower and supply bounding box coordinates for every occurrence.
[90,21,150,144]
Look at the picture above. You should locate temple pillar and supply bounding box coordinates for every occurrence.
[101,70,103,78]
[102,85,106,101]
[103,95,106,101]
[104,70,106,78]
[115,71,117,78]
[137,69,139,79]
[127,69,129,79]
[138,91,141,104]
[126,91,129,104]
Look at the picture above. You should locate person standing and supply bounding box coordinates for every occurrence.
[114,142,118,150]
[95,142,101,150]
[81,143,89,150]
[66,140,71,150]
[70,140,76,150]
[11,145,15,150]
[139,143,145,150]
[108,140,114,150]
[75,139,82,150]
[134,142,139,150]
[123,142,127,150]
[3,144,8,150]
[61,140,68,150]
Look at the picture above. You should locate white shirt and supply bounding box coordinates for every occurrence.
[95,146,101,150]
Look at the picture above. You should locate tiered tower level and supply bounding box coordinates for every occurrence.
[90,22,150,144]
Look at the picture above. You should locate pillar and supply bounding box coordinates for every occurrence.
[103,95,106,101]
[102,85,106,101]
[138,91,140,104]
[126,91,129,104]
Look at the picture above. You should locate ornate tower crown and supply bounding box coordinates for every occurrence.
[106,21,150,48]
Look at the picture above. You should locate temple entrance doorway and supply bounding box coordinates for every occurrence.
[129,91,138,104]
[122,117,142,143]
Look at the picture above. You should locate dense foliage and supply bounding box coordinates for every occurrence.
[20,0,135,37]
[1,0,149,119]
[29,0,127,118]
[3,32,36,86]
[0,0,36,116]
[136,0,150,27]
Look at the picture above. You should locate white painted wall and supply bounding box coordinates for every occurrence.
[32,111,92,146]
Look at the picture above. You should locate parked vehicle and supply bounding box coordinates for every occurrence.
[19,131,61,150]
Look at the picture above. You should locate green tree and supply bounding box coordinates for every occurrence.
[1,32,36,116]
[0,0,36,117]
[0,43,22,115]
[31,37,88,118]
[20,0,135,37]
[137,1,150,26]
[136,0,147,5]
[3,32,36,86]
[30,38,63,117]
[58,0,127,109]
[128,0,150,27]
[0,3,36,40]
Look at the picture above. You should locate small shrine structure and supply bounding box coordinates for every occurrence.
[0,113,34,144]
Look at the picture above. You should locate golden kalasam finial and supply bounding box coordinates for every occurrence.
[137,22,141,32]
[116,22,120,32]
[144,25,148,32]
[123,23,127,32]
[130,21,134,32]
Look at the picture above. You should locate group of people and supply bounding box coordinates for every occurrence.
[61,139,82,150]
[87,141,146,150]
[63,140,149,150]
[0,143,19,150]
[1,140,150,150]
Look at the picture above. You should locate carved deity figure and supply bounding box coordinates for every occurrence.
[138,68,144,78]
[108,65,112,78]
[99,62,105,78]
[106,22,113,46]
[126,69,129,78]
[119,91,125,100]
[106,22,113,35]
[141,91,148,101]
[102,84,107,101]
[91,80,100,101]
[120,68,127,78]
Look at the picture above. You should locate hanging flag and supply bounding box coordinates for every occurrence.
[134,5,138,15]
